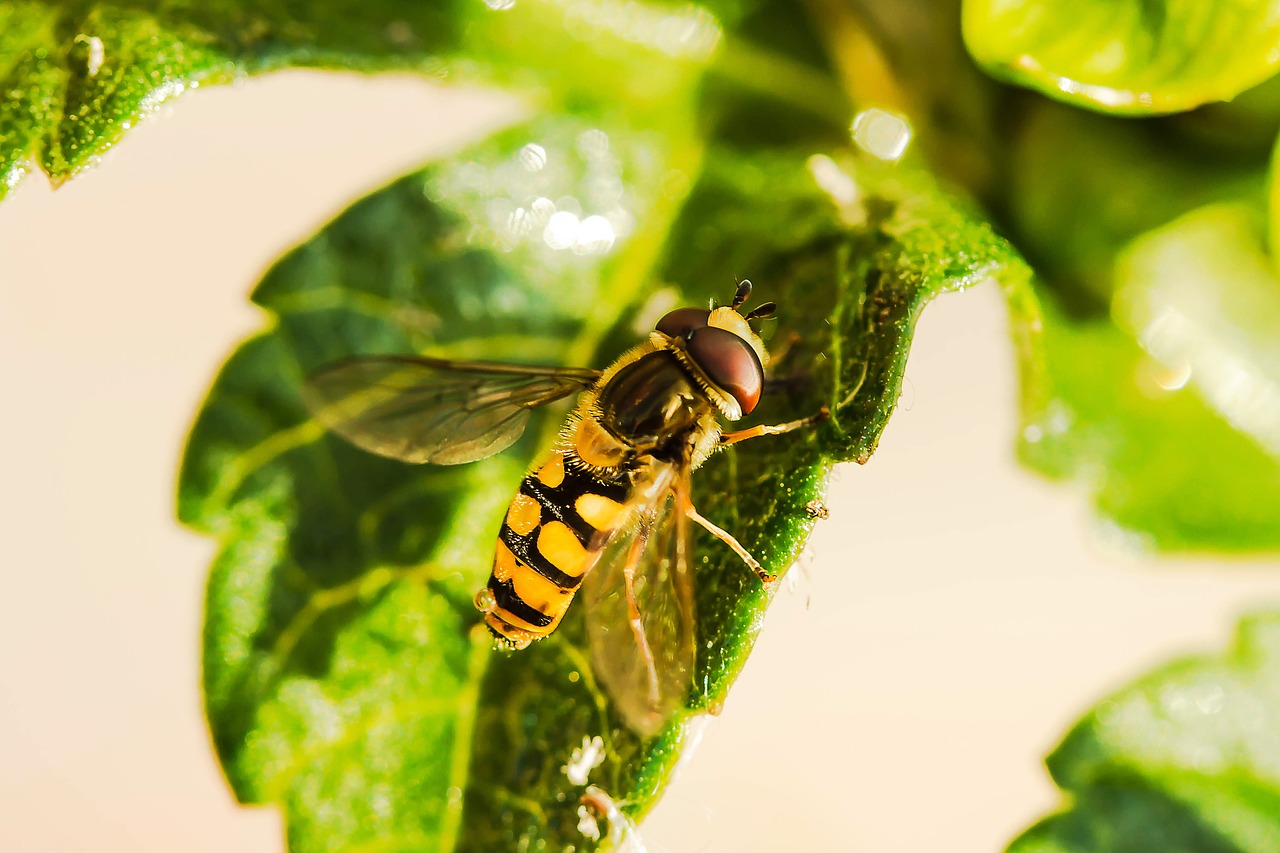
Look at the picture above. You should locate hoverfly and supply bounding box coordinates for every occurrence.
[303,281,825,733]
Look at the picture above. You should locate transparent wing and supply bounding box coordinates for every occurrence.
[583,463,697,737]
[302,355,600,465]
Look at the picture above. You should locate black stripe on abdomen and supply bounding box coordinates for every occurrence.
[489,577,554,628]
[522,459,630,547]
[498,522,583,590]
[495,455,633,591]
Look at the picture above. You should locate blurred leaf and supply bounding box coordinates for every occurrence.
[0,0,729,201]
[962,0,1280,115]
[1008,614,1280,853]
[1018,206,1280,551]
[805,0,1007,200]
[1114,206,1280,462]
[1021,300,1280,552]
[702,1,853,147]
[181,110,1029,848]
[1006,101,1264,311]
[1164,74,1280,158]
[1269,128,1280,265]
[996,98,1280,551]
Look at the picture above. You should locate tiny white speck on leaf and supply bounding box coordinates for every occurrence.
[576,805,601,841]
[563,735,606,785]
[76,35,105,77]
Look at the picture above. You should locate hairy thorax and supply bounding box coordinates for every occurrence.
[567,345,723,480]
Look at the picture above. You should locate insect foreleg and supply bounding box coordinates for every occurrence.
[718,406,829,447]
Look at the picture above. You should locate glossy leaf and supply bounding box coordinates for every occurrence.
[1009,613,1280,853]
[963,0,1280,115]
[181,113,1030,849]
[990,93,1280,551]
[0,0,729,201]
[1013,203,1280,552]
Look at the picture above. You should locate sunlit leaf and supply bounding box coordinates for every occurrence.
[1009,613,1280,853]
[1016,204,1280,552]
[963,0,1280,115]
[181,110,1029,849]
[0,0,728,200]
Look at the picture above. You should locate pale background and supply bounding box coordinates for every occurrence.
[1,72,1277,853]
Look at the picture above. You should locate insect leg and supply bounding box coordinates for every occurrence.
[622,517,663,710]
[678,491,775,584]
[670,478,698,667]
[719,406,829,447]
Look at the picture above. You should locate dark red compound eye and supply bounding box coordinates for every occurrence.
[686,326,764,415]
[655,307,710,338]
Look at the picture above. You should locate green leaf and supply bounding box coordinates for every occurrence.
[995,100,1280,551]
[803,0,1008,198]
[1006,101,1264,310]
[181,117,1029,849]
[1009,613,1280,853]
[1018,205,1280,551]
[1269,127,1280,266]
[0,0,727,201]
[962,0,1280,115]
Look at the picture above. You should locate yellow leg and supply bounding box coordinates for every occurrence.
[677,491,775,584]
[719,406,829,447]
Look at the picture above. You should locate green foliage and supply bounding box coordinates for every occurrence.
[962,0,1280,114]
[6,0,1280,848]
[1010,614,1280,853]
[1010,203,1280,551]
[993,98,1280,549]
[179,108,1025,848]
[1004,101,1265,308]
[0,0,729,199]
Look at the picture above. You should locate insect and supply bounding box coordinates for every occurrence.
[303,281,825,733]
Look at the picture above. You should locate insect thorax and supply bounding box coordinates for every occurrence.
[568,344,722,474]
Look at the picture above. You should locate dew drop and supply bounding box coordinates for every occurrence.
[852,108,913,161]
[577,128,610,159]
[544,211,581,250]
[573,215,616,255]
[517,142,547,172]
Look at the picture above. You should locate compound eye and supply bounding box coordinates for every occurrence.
[687,326,764,415]
[656,307,710,338]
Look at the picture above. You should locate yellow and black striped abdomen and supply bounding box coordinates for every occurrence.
[479,450,631,648]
